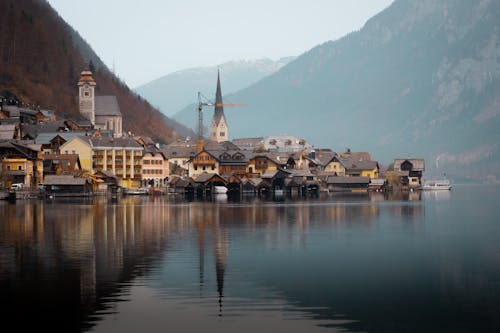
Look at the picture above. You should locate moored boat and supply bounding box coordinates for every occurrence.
[213,186,228,194]
[423,179,452,190]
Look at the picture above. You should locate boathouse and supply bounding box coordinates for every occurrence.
[326,176,370,192]
[43,175,92,196]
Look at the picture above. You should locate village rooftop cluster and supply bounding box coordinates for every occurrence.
[0,69,425,198]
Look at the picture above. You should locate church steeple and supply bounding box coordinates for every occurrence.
[210,70,228,143]
[78,65,96,125]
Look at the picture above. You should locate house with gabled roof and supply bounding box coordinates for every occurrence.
[0,140,43,188]
[393,158,425,189]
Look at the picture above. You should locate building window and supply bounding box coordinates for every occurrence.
[194,165,198,171]
[203,165,206,171]
[18,166,22,171]
[220,132,225,137]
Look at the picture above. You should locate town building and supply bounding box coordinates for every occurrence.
[78,68,123,138]
[90,137,143,189]
[59,136,94,172]
[393,158,425,189]
[0,140,43,188]
[142,148,169,188]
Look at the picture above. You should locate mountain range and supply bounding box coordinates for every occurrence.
[172,0,499,182]
[135,57,295,117]
[0,0,193,143]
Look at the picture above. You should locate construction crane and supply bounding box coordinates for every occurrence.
[197,92,212,141]
[196,91,245,152]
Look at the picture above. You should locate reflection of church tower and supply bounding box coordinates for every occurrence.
[78,66,96,125]
[210,70,228,143]
[214,227,228,316]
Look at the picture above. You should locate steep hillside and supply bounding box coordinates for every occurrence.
[207,0,500,182]
[135,57,294,118]
[0,0,193,143]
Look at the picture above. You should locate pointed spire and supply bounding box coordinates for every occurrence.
[214,68,224,122]
[210,69,229,142]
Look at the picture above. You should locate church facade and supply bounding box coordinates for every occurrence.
[210,71,228,143]
[77,68,123,138]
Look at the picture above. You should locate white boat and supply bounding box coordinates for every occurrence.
[125,187,149,195]
[213,186,228,194]
[423,179,452,190]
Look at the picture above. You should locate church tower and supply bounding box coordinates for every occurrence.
[210,70,228,143]
[78,67,96,125]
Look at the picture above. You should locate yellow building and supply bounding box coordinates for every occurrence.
[324,156,346,176]
[246,154,279,177]
[187,150,220,178]
[0,141,43,188]
[59,136,93,173]
[324,154,379,179]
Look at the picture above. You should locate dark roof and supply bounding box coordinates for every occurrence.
[326,176,370,184]
[43,175,89,185]
[0,124,16,140]
[35,132,86,145]
[95,96,122,116]
[394,159,425,172]
[90,136,142,149]
[207,149,252,164]
[194,172,226,184]
[346,160,378,172]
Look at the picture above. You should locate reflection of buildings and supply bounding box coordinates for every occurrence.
[0,194,425,329]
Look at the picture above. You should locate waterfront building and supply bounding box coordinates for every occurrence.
[43,175,92,196]
[393,158,425,189]
[187,150,220,178]
[323,151,379,179]
[42,154,82,176]
[141,148,169,188]
[90,137,143,189]
[246,154,279,177]
[0,140,43,188]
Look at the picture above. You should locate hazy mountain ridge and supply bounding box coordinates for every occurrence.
[135,57,295,118]
[0,0,192,143]
[202,0,500,182]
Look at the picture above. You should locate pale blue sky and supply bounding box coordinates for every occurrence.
[47,0,393,87]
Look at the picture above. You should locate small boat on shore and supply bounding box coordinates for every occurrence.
[213,186,228,194]
[423,179,452,190]
[124,187,149,195]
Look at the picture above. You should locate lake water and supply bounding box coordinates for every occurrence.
[1,185,499,332]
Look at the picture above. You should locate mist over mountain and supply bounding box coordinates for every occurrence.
[135,57,295,117]
[192,0,499,182]
[0,0,193,143]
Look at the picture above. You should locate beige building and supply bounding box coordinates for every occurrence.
[90,137,143,189]
[142,149,169,187]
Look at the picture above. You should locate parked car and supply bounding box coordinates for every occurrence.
[10,183,24,191]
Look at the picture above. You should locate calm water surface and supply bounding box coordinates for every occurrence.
[1,185,500,332]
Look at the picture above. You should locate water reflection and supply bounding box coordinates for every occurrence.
[1,187,499,332]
